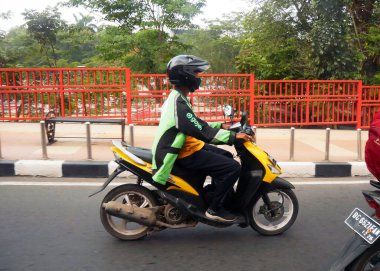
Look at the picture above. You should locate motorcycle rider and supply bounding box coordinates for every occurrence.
[151,55,254,222]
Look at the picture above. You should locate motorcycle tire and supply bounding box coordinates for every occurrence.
[346,240,380,271]
[249,188,298,236]
[100,184,157,241]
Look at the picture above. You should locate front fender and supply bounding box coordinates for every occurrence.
[267,177,295,190]
[330,234,371,271]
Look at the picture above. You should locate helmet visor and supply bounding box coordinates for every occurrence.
[193,64,210,74]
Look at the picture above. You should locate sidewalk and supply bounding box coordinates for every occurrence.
[0,122,371,178]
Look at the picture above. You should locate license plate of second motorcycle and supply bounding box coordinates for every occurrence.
[345,208,380,244]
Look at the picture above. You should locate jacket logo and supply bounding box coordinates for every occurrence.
[186,113,202,130]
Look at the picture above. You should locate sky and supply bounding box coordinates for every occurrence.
[0,0,251,32]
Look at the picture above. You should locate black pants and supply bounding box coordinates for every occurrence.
[175,144,241,210]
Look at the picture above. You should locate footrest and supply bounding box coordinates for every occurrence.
[370,180,380,189]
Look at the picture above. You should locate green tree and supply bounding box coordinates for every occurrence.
[23,7,66,67]
[179,14,243,73]
[0,11,12,39]
[56,13,98,66]
[310,0,361,79]
[234,0,377,80]
[0,27,43,67]
[73,13,98,31]
[97,26,186,73]
[66,0,205,32]
[65,0,205,72]
[347,0,380,82]
[236,2,313,79]
[0,11,12,66]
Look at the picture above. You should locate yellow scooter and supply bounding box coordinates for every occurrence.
[90,106,299,240]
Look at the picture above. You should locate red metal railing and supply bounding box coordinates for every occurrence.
[0,68,129,121]
[253,80,361,127]
[361,85,380,128]
[1,68,379,128]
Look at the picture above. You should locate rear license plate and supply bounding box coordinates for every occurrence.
[345,208,380,244]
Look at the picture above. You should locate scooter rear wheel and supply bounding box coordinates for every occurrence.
[100,184,157,240]
[346,241,380,271]
[249,188,298,236]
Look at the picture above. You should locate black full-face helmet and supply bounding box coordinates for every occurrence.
[166,55,210,92]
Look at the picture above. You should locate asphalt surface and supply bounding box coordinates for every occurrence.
[0,177,373,271]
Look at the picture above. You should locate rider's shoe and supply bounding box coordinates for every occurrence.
[205,208,237,222]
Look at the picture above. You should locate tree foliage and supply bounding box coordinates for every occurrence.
[234,0,379,81]
[236,2,313,79]
[348,0,380,82]
[23,7,66,67]
[64,0,205,73]
[66,0,205,32]
[178,14,243,73]
[0,28,39,67]
[97,27,187,72]
[310,0,361,79]
[0,0,379,83]
[56,14,98,66]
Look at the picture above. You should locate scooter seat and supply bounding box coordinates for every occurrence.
[126,146,153,164]
[124,144,206,190]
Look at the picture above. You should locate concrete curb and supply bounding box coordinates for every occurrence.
[0,160,371,178]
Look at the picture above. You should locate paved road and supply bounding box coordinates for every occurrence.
[0,177,374,271]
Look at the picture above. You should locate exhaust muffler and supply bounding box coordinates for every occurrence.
[102,201,157,227]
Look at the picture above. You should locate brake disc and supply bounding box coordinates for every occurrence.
[260,201,285,222]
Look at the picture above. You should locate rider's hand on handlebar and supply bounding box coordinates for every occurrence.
[236,132,255,143]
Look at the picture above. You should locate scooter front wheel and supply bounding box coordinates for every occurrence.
[249,188,298,236]
[100,184,157,240]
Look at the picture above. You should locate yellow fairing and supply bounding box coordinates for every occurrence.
[111,147,199,196]
[166,175,199,196]
[243,142,282,183]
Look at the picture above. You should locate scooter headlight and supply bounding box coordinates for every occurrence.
[268,155,277,166]
[267,164,281,174]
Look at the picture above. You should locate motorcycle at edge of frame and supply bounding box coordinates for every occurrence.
[89,105,299,240]
[330,180,380,271]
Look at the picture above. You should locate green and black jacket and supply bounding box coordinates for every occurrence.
[151,89,236,185]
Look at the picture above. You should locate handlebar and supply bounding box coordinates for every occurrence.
[227,112,254,137]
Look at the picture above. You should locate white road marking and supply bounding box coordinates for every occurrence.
[291,180,370,185]
[0,180,371,186]
[0,182,124,186]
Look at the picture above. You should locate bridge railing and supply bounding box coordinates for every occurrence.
[0,68,379,128]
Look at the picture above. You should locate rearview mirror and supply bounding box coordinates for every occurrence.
[223,105,234,119]
[240,112,247,125]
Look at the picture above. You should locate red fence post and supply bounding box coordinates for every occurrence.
[306,81,310,125]
[125,68,132,125]
[249,74,255,126]
[356,80,363,129]
[59,69,65,117]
